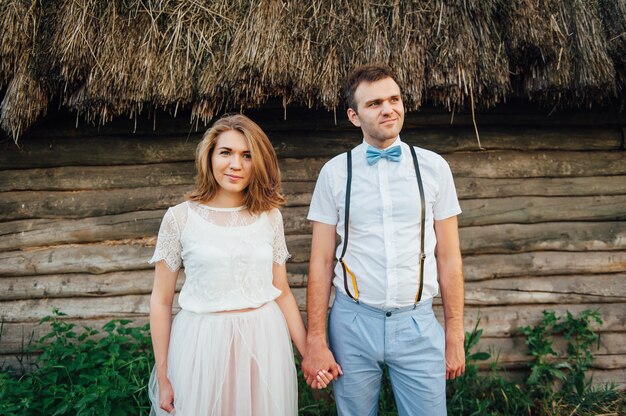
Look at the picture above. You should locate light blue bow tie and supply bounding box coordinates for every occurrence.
[365,145,402,165]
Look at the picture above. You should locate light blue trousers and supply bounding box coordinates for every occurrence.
[329,291,447,416]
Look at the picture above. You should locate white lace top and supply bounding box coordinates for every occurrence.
[149,201,290,313]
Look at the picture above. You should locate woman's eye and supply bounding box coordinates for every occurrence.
[219,150,230,156]
[243,153,252,160]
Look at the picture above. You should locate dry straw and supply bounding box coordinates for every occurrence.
[0,0,624,141]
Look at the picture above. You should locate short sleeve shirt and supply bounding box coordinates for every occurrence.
[307,137,461,308]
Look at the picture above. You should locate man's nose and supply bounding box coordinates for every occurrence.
[381,100,393,113]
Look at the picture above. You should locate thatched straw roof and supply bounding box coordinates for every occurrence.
[1,0,624,140]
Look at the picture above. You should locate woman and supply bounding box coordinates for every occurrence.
[148,114,330,415]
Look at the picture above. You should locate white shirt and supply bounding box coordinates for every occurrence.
[149,202,289,313]
[307,137,461,308]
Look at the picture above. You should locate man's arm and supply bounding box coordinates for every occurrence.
[434,215,465,380]
[301,221,343,387]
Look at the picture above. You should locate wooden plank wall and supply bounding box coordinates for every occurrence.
[1,104,625,387]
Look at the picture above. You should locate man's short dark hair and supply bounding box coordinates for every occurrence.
[344,65,401,112]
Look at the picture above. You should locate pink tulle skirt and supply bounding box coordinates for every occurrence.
[149,301,298,415]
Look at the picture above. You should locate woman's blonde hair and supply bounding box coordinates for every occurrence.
[187,113,285,213]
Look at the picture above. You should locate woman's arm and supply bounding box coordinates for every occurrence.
[272,262,307,356]
[150,261,179,412]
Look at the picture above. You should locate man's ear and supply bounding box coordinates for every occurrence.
[347,108,361,127]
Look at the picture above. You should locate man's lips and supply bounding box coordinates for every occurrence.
[380,118,397,125]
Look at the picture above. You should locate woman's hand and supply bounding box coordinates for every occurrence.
[315,369,335,389]
[159,377,175,413]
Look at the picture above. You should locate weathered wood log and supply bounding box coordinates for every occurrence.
[0,187,311,221]
[3,239,624,279]
[455,175,626,199]
[0,294,154,323]
[589,368,626,389]
[0,271,168,301]
[445,303,626,338]
[3,288,624,334]
[446,151,626,178]
[6,199,625,253]
[4,125,621,168]
[463,251,626,281]
[0,264,309,301]
[459,195,626,226]
[474,353,625,372]
[0,186,189,221]
[1,296,623,349]
[270,127,623,157]
[0,244,154,277]
[463,274,626,306]
[2,206,310,250]
[0,181,311,223]
[6,319,624,371]
[460,222,626,254]
[0,136,197,168]
[286,250,626,281]
[3,154,623,220]
[474,333,626,368]
[4,156,624,200]
[0,162,196,192]
[0,316,155,355]
[0,288,302,323]
[0,241,317,277]
[0,211,164,251]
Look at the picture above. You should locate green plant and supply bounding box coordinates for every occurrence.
[2,309,623,416]
[0,310,153,416]
[447,318,532,416]
[520,309,624,415]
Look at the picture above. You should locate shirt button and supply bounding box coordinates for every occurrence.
[385,312,392,317]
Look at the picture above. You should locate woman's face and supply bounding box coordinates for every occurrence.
[210,129,253,197]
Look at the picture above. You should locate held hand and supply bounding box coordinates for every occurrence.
[315,370,334,389]
[159,377,175,413]
[302,341,343,388]
[445,334,466,380]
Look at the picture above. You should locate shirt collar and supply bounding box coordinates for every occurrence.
[360,136,402,149]
[358,136,403,156]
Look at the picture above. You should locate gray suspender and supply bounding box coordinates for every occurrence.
[341,146,426,306]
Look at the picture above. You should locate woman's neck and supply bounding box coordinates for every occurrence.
[207,190,245,208]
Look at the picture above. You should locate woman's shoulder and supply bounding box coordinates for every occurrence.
[162,201,190,227]
[172,200,190,210]
[265,207,283,221]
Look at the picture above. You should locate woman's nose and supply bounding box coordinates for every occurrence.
[229,155,242,169]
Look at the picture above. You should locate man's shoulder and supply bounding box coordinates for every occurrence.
[320,151,350,172]
[408,145,449,167]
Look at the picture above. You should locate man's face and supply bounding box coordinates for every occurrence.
[347,77,404,148]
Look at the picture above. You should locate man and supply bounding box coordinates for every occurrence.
[302,65,465,416]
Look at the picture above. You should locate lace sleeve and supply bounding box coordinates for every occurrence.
[269,208,291,265]
[149,208,183,272]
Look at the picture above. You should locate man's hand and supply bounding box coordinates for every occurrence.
[445,333,465,380]
[302,339,343,388]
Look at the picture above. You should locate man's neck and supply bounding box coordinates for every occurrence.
[363,136,399,150]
